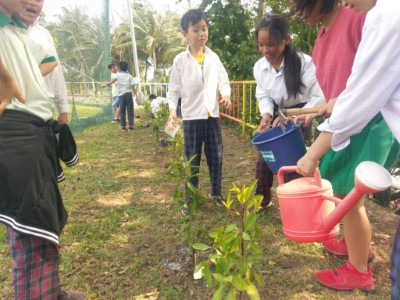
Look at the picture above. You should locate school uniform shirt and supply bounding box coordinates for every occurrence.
[319,0,400,149]
[111,72,119,97]
[254,52,324,117]
[167,46,231,120]
[150,96,168,114]
[0,13,55,121]
[116,71,136,96]
[28,22,69,114]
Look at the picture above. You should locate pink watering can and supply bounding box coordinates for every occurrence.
[276,161,400,243]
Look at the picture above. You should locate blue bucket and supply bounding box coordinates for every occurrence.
[251,122,306,174]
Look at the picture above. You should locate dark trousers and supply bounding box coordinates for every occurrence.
[183,118,223,197]
[255,154,274,206]
[119,92,134,128]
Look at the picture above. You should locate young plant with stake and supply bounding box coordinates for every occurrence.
[192,180,264,300]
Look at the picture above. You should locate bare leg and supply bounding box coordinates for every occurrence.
[115,107,120,119]
[341,196,370,273]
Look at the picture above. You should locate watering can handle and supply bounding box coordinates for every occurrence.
[277,166,323,187]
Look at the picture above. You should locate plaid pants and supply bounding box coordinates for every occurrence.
[7,226,60,300]
[391,221,400,299]
[183,117,223,196]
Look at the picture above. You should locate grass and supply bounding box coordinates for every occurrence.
[0,113,395,299]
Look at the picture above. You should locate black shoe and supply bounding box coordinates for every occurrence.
[128,126,134,131]
[258,202,272,214]
[181,203,189,215]
[209,194,225,206]
[112,118,119,123]
[121,127,127,132]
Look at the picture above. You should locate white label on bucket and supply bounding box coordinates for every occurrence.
[261,150,276,162]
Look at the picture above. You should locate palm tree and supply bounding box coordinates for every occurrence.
[48,6,108,82]
[111,0,185,83]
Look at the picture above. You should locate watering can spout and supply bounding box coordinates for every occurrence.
[277,161,393,243]
[322,161,393,232]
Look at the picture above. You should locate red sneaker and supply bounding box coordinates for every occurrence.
[316,261,375,291]
[323,238,374,262]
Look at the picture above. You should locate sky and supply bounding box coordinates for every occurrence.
[43,0,201,25]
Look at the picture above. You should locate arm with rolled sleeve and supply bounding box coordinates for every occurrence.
[217,59,230,99]
[254,63,274,117]
[167,56,181,116]
[318,7,400,150]
[29,24,69,122]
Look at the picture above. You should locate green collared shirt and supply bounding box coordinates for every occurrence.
[0,12,27,29]
[0,11,55,120]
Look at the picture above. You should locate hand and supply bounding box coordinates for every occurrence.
[317,98,337,117]
[0,59,25,117]
[258,113,271,132]
[296,153,319,177]
[219,96,231,110]
[292,113,317,128]
[168,109,177,123]
[101,83,108,88]
[57,112,69,124]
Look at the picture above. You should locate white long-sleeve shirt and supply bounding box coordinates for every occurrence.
[167,46,231,120]
[28,22,69,114]
[254,52,324,117]
[319,0,400,150]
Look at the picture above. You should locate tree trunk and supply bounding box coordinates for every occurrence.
[256,0,265,27]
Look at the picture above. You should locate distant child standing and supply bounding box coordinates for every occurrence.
[103,61,138,131]
[107,63,121,123]
[167,9,231,214]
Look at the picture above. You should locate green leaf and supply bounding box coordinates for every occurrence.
[212,273,225,283]
[242,232,251,241]
[244,213,256,231]
[204,265,213,286]
[225,288,237,300]
[224,224,238,233]
[192,243,211,251]
[252,271,264,285]
[246,283,261,300]
[231,274,248,291]
[212,285,225,300]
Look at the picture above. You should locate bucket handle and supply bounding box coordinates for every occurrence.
[277,166,323,187]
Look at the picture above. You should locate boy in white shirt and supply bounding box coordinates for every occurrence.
[167,9,231,215]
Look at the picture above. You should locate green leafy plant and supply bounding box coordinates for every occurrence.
[167,134,206,266]
[192,181,264,300]
[148,104,170,144]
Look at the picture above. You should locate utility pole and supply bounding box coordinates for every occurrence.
[126,0,140,79]
[103,0,111,82]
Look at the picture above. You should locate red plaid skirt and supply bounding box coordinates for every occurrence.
[7,226,60,300]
